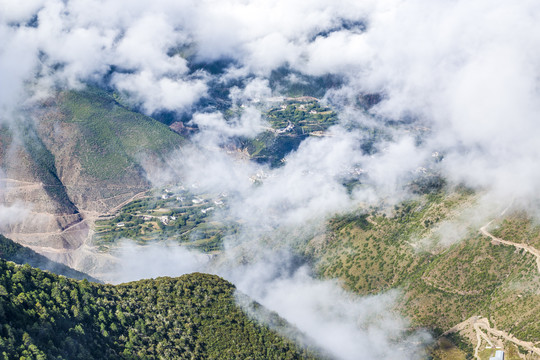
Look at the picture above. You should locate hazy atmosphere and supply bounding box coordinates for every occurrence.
[1,1,540,359]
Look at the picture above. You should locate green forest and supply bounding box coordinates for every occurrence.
[0,259,317,359]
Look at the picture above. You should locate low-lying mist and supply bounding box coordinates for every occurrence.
[3,0,540,359]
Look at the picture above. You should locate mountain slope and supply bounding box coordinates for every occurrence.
[40,88,185,212]
[0,259,318,360]
[305,189,540,359]
[0,234,99,282]
[0,88,186,266]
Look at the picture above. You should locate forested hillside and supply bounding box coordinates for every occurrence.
[0,259,318,360]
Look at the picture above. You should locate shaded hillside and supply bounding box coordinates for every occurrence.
[0,259,318,360]
[39,88,186,212]
[305,189,540,358]
[0,88,186,255]
[0,234,99,282]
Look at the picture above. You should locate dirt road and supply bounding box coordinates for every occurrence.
[445,316,540,359]
[480,220,540,273]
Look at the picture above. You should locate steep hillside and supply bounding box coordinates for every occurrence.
[305,189,540,359]
[0,234,98,282]
[0,259,318,360]
[40,88,185,212]
[0,88,185,264]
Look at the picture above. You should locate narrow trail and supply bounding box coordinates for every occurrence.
[480,220,540,273]
[26,244,78,254]
[477,317,540,357]
[365,215,379,227]
[13,216,87,239]
[473,320,494,360]
[107,190,150,215]
[445,316,540,358]
[421,276,481,296]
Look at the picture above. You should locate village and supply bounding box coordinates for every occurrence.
[93,184,236,253]
[265,98,338,136]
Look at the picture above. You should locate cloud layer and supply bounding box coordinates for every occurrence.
[3,0,540,359]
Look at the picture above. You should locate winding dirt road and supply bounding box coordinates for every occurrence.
[445,316,540,359]
[480,220,540,273]
[106,190,150,215]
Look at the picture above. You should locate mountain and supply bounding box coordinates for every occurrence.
[0,234,99,282]
[0,259,318,360]
[0,88,185,266]
[304,188,540,359]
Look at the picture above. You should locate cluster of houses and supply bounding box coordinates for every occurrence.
[114,186,229,228]
[276,121,294,134]
[160,215,176,225]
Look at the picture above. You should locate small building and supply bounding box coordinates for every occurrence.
[161,194,169,200]
[170,216,177,221]
[489,350,504,360]
[160,216,170,225]
[192,198,204,204]
[201,207,214,214]
[117,223,125,227]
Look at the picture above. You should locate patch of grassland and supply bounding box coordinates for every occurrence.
[58,88,184,180]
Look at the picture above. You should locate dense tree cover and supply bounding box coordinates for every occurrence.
[0,259,317,359]
[0,235,98,282]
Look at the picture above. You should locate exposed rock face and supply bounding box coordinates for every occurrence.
[0,123,84,254]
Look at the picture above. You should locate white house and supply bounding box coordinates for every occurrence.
[489,350,504,360]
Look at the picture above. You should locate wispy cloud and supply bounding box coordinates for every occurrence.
[3,0,540,358]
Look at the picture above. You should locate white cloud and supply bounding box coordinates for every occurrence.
[4,0,540,357]
[0,202,31,232]
[0,0,45,24]
[110,241,210,283]
[112,71,207,114]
